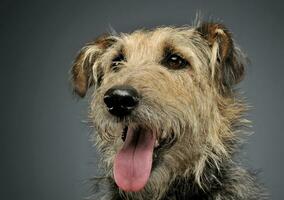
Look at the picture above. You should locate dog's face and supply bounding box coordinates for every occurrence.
[71,23,245,198]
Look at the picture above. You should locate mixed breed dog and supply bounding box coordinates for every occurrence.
[71,21,267,199]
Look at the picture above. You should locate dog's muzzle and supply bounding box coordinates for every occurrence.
[103,85,139,117]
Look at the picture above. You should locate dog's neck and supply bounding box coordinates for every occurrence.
[164,176,220,200]
[111,160,225,200]
[162,161,263,200]
[163,162,224,200]
[109,159,262,200]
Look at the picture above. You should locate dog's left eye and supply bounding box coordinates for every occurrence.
[111,54,125,71]
[162,53,189,70]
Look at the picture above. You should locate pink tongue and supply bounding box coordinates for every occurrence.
[114,127,156,192]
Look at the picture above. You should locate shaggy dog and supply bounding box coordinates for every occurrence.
[71,21,266,200]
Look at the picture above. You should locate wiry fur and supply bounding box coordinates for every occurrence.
[71,23,266,199]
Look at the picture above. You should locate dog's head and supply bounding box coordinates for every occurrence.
[71,23,246,198]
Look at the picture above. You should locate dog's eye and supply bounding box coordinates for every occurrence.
[111,54,125,71]
[162,53,189,70]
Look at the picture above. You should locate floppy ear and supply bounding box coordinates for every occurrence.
[71,34,116,97]
[197,22,245,94]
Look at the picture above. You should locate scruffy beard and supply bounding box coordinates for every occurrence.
[89,89,213,200]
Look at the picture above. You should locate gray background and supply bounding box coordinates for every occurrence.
[1,0,283,199]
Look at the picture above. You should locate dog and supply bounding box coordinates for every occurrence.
[71,21,266,199]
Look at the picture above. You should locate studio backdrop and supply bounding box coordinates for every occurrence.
[1,0,283,200]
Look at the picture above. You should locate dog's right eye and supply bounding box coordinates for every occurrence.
[162,53,189,70]
[111,54,125,71]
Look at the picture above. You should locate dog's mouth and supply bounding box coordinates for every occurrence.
[113,124,161,192]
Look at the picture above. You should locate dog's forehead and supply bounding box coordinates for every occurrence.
[119,27,197,59]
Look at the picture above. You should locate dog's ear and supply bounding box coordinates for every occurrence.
[71,34,116,97]
[197,22,245,94]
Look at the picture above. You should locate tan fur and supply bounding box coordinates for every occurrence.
[71,23,263,200]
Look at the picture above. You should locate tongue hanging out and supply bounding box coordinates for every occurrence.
[113,126,156,192]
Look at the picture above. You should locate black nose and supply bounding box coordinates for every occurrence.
[104,85,139,117]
